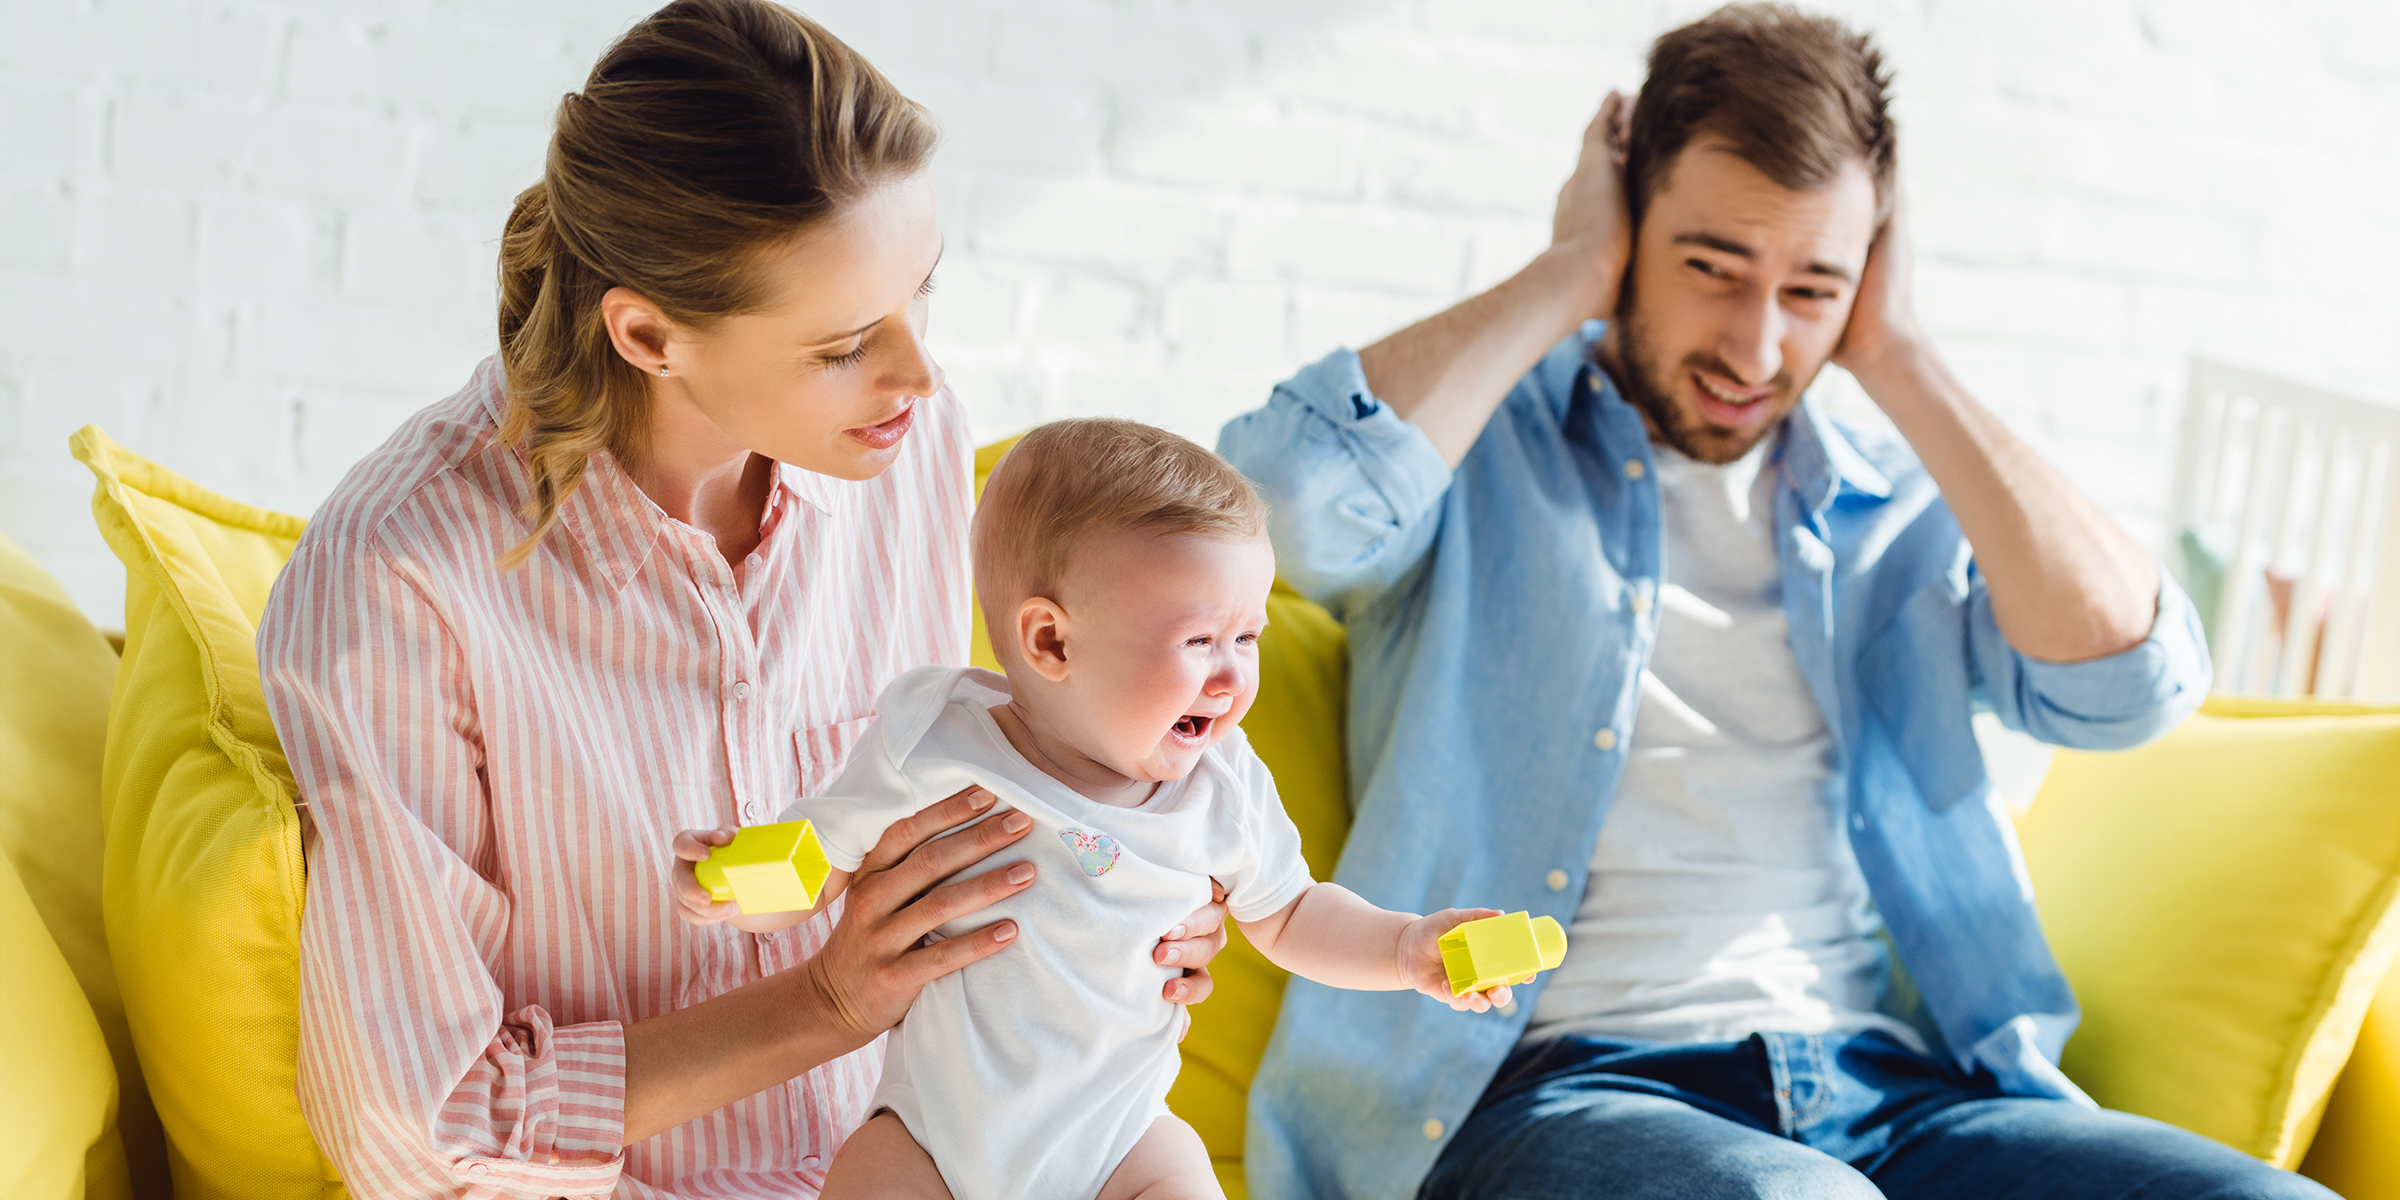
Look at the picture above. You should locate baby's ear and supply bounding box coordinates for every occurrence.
[1016,596,1073,682]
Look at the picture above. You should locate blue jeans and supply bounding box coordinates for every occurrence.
[1420,1029,2336,1200]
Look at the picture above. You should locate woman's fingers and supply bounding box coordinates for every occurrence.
[859,786,998,874]
[892,917,1021,989]
[889,857,1036,946]
[881,807,1033,902]
[1163,966,1212,1006]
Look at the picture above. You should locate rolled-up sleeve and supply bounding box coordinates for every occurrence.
[262,537,626,1200]
[1970,569,2212,750]
[1217,347,1454,619]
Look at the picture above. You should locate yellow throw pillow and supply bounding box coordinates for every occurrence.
[970,438,1355,1199]
[72,426,341,1200]
[2298,958,2400,1198]
[0,530,153,1199]
[0,826,127,1199]
[2022,694,2400,1167]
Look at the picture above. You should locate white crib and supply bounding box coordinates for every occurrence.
[2168,359,2400,701]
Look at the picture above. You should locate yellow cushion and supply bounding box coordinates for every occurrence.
[970,439,1354,1199]
[0,530,149,1199]
[2299,957,2400,1198]
[2022,694,2400,1166]
[72,426,341,1200]
[0,804,128,1199]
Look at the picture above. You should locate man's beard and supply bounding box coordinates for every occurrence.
[1606,300,1801,466]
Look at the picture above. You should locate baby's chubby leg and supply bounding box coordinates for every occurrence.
[1096,1115,1224,1200]
[819,1111,953,1200]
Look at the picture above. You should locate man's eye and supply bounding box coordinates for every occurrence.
[1687,258,1729,279]
[1788,287,1837,302]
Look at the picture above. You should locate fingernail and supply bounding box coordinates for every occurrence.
[1001,812,1031,833]
[1168,982,1185,1002]
[1168,924,1186,941]
[993,921,1017,942]
[971,789,996,810]
[1159,946,1180,966]
[1006,863,1035,885]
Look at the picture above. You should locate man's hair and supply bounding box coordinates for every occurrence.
[1625,3,1896,227]
[973,418,1268,641]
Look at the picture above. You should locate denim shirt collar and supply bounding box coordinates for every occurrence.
[1570,326,1893,515]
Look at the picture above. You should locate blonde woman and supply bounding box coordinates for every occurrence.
[256,3,1227,1195]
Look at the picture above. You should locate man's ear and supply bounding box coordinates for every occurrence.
[600,285,680,376]
[1016,597,1071,683]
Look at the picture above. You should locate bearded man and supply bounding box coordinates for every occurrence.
[1219,6,2329,1198]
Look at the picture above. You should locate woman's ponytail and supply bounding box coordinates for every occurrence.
[492,0,937,567]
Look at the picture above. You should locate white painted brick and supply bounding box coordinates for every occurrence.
[1363,128,1563,217]
[988,1,1249,95]
[1916,262,2134,352]
[196,198,336,294]
[0,274,195,370]
[343,211,494,303]
[1289,286,1445,359]
[415,119,548,210]
[1114,100,1363,200]
[0,188,73,271]
[1162,281,1292,364]
[967,177,1229,278]
[1461,218,1554,295]
[908,79,1107,176]
[0,86,79,182]
[249,111,419,205]
[285,20,584,118]
[1226,203,1471,293]
[70,194,198,284]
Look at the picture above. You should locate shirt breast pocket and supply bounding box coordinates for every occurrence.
[794,714,877,798]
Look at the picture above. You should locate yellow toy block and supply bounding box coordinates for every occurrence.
[1439,910,1568,997]
[694,820,832,914]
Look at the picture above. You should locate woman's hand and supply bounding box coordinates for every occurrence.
[1398,908,1530,1014]
[802,785,1035,1041]
[1155,879,1231,1040]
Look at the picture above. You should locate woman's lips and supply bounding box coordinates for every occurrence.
[846,400,915,450]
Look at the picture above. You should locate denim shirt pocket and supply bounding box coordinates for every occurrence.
[1857,575,1990,815]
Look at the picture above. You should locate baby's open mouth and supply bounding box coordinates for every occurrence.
[1172,714,1214,740]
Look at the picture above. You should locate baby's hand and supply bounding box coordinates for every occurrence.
[1399,908,1537,1014]
[671,827,813,933]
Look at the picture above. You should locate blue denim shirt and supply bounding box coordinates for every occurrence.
[1216,326,2210,1200]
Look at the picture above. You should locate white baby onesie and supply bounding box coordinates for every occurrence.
[787,665,1314,1200]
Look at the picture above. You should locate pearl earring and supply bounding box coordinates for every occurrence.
[658,366,670,377]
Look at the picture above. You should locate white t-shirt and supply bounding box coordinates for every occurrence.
[1525,433,1922,1049]
[788,665,1314,1200]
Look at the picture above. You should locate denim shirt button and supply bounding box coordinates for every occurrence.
[1422,1118,1445,1140]
[1547,868,1569,891]
[1624,458,1646,481]
[1593,728,1618,751]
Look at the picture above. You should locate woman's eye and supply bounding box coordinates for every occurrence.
[917,274,938,298]
[822,341,870,369]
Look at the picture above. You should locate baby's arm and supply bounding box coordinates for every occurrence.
[670,826,853,934]
[1237,883,1520,1014]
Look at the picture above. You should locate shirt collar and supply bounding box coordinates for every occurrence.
[1572,333,1892,514]
[775,461,849,516]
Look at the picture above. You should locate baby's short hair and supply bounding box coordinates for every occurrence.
[974,418,1269,627]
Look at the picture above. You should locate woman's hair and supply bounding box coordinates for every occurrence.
[494,0,937,566]
[973,419,1269,654]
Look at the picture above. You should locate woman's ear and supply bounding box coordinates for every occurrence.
[1016,597,1071,683]
[600,285,678,376]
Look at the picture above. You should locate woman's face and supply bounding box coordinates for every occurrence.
[644,169,945,482]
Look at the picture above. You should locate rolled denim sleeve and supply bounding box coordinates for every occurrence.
[1970,569,2212,750]
[1216,347,1455,619]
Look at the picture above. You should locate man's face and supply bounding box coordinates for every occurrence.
[1606,137,1879,464]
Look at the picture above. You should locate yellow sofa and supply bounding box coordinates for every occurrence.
[4,431,2396,1198]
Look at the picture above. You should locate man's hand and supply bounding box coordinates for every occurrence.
[1398,908,1529,1014]
[1833,184,1927,383]
[1551,90,1637,320]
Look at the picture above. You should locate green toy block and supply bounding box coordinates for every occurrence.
[694,820,832,914]
[1439,910,1568,997]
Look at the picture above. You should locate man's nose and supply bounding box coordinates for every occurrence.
[1719,291,1785,387]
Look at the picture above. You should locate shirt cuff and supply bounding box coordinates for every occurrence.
[1276,347,1455,534]
[453,1018,628,1199]
[2002,573,2210,733]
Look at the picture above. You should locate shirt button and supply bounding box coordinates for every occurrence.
[466,1163,489,1176]
[747,553,762,567]
[1624,459,1646,480]
[1547,868,1569,891]
[1630,591,1653,615]
[732,681,752,702]
[1593,728,1617,751]
[1423,1118,1445,1140]
[803,1154,822,1168]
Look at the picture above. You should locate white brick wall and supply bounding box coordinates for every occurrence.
[5,0,2395,625]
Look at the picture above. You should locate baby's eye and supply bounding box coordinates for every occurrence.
[1185,635,1212,648]
[1236,632,1260,646]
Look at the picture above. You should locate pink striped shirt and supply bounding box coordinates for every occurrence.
[260,357,972,1199]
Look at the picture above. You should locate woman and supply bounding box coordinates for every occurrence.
[256,3,1226,1195]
